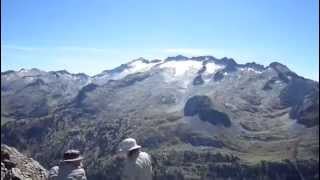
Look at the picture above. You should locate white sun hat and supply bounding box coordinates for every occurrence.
[118,138,142,153]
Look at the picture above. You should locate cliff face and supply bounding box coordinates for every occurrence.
[1,56,319,179]
[1,144,48,180]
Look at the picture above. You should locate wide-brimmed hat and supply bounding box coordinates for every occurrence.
[63,149,84,162]
[118,138,141,153]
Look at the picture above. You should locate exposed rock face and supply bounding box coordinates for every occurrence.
[280,78,319,127]
[1,55,319,179]
[184,96,231,127]
[1,144,48,180]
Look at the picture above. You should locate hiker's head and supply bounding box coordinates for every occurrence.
[127,148,140,159]
[62,149,83,166]
[118,138,141,158]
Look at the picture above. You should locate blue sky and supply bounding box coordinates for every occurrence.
[1,0,319,80]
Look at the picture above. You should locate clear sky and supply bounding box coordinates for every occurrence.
[1,0,319,80]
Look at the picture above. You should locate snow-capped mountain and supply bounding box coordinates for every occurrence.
[92,57,163,85]
[1,55,319,179]
[92,55,266,86]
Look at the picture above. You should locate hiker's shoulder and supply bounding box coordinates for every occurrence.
[49,166,59,177]
[49,166,59,172]
[72,167,86,174]
[139,151,151,159]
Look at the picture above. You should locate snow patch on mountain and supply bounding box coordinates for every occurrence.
[115,60,161,79]
[159,60,203,89]
[239,67,263,74]
[199,62,224,83]
[204,62,224,74]
[129,60,158,73]
[93,59,163,84]
[159,60,203,76]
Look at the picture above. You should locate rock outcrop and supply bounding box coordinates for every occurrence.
[1,144,48,180]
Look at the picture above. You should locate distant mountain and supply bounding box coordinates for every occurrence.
[1,68,90,119]
[1,55,319,179]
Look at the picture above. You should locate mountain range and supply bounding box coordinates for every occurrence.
[1,55,319,179]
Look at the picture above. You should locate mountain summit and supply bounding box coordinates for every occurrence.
[1,55,319,179]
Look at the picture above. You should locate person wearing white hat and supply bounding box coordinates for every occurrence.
[48,149,87,180]
[118,138,153,180]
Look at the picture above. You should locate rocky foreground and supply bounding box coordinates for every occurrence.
[1,144,48,180]
[1,144,318,179]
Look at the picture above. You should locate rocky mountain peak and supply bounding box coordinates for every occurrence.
[165,55,189,61]
[54,70,71,74]
[268,61,296,75]
[190,56,217,61]
[131,57,149,63]
[217,57,238,67]
[19,68,41,72]
[240,62,266,71]
[15,68,45,77]
[1,70,16,75]
[150,59,163,63]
